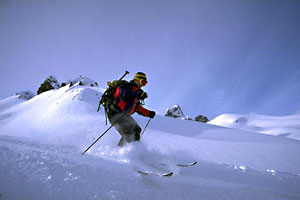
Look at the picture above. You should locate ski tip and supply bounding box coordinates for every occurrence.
[137,170,173,177]
[176,161,197,167]
[163,172,173,177]
[137,170,148,175]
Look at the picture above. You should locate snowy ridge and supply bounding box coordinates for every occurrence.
[209,113,300,140]
[66,76,99,87]
[15,90,36,100]
[1,85,300,200]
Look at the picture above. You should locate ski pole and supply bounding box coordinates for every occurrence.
[82,112,127,155]
[141,118,152,136]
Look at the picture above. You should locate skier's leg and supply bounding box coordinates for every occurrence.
[134,125,142,141]
[116,116,142,146]
[107,111,142,146]
[117,134,136,147]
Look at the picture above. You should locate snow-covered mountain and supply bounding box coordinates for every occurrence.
[165,104,186,119]
[0,83,300,200]
[165,104,194,120]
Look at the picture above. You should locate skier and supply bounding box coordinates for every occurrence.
[106,72,155,146]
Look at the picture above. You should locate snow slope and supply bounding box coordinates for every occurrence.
[209,113,300,141]
[0,84,300,200]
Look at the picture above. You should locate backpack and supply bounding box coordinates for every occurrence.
[98,80,128,111]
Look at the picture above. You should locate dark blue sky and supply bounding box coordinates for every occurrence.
[1,0,300,119]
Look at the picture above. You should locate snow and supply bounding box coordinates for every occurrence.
[15,90,36,100]
[0,85,300,200]
[209,113,300,141]
[0,95,25,114]
[66,76,98,87]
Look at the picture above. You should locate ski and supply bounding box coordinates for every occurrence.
[176,161,197,167]
[137,170,173,177]
[156,161,197,168]
[136,161,196,177]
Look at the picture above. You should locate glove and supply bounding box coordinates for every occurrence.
[140,92,148,100]
[149,111,156,118]
[136,89,148,100]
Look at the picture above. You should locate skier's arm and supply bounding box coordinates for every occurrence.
[136,104,150,116]
[136,104,156,118]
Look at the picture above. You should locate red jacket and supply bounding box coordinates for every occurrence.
[112,81,150,117]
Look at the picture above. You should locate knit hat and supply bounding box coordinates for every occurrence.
[134,72,147,80]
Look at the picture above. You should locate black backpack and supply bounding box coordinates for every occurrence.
[98,80,128,111]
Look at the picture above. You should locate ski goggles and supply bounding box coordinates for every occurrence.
[138,78,148,86]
